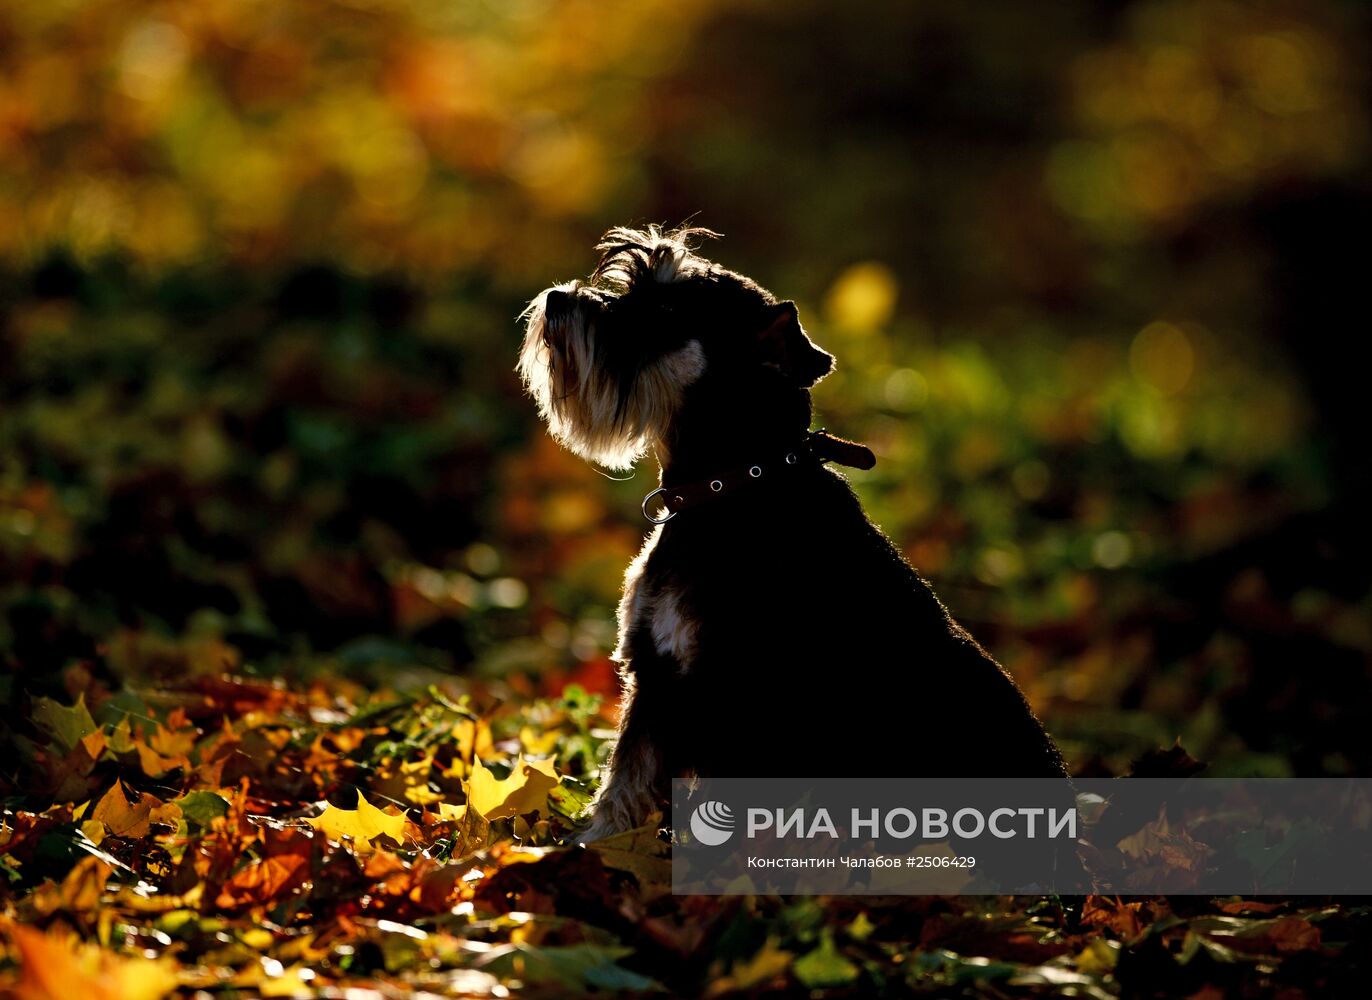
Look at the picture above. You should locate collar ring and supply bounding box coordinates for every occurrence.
[641,487,677,524]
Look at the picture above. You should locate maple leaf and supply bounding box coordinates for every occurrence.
[465,755,559,821]
[32,694,98,753]
[519,725,561,755]
[147,710,198,758]
[215,832,312,908]
[174,790,230,829]
[449,717,495,774]
[308,793,407,848]
[135,743,186,779]
[89,780,181,839]
[588,821,672,900]
[371,754,443,806]
[1082,895,1147,939]
[39,734,107,804]
[1117,806,1213,872]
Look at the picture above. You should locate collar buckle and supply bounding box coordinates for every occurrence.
[641,487,677,524]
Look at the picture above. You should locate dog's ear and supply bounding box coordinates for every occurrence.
[758,301,834,387]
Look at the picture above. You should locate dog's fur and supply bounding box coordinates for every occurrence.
[520,226,1067,843]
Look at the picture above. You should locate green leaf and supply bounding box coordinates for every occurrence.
[33,694,98,752]
[793,933,860,989]
[549,779,594,820]
[174,791,229,829]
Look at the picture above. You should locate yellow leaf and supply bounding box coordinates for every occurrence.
[1075,938,1120,976]
[80,731,107,760]
[518,725,561,755]
[147,715,197,759]
[29,857,111,918]
[80,820,106,846]
[706,937,793,996]
[308,793,406,847]
[466,755,558,821]
[372,755,443,806]
[4,920,178,1000]
[240,928,274,950]
[136,743,184,778]
[452,718,495,764]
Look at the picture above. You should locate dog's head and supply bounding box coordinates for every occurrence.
[518,225,833,470]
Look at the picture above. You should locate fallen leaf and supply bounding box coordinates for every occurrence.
[28,857,112,918]
[1117,806,1213,872]
[1075,938,1120,976]
[3,920,178,1000]
[372,755,443,807]
[216,839,310,909]
[467,755,559,820]
[90,781,180,839]
[706,938,793,996]
[519,725,561,755]
[1082,895,1146,939]
[588,821,671,899]
[32,694,98,753]
[793,932,860,988]
[308,793,406,848]
[174,790,229,829]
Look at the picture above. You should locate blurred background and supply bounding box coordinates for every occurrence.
[2,0,1369,777]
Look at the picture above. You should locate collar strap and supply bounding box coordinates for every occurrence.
[642,430,876,524]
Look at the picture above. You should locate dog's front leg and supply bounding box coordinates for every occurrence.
[579,673,668,843]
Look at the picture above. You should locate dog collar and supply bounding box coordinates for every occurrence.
[641,430,876,524]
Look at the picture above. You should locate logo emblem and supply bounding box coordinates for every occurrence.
[689,800,735,846]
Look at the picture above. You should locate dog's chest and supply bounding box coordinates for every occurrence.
[613,528,699,673]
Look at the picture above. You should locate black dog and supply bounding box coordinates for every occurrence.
[519,226,1067,844]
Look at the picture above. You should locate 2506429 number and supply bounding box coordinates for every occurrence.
[911,855,976,868]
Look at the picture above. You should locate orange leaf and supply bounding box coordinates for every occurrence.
[1081,895,1146,939]
[3,920,178,1000]
[216,853,309,908]
[90,780,179,839]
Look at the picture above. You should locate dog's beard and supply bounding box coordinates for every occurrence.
[518,288,706,471]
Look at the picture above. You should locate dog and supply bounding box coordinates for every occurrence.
[519,225,1068,845]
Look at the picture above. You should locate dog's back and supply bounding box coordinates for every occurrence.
[628,463,1067,782]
